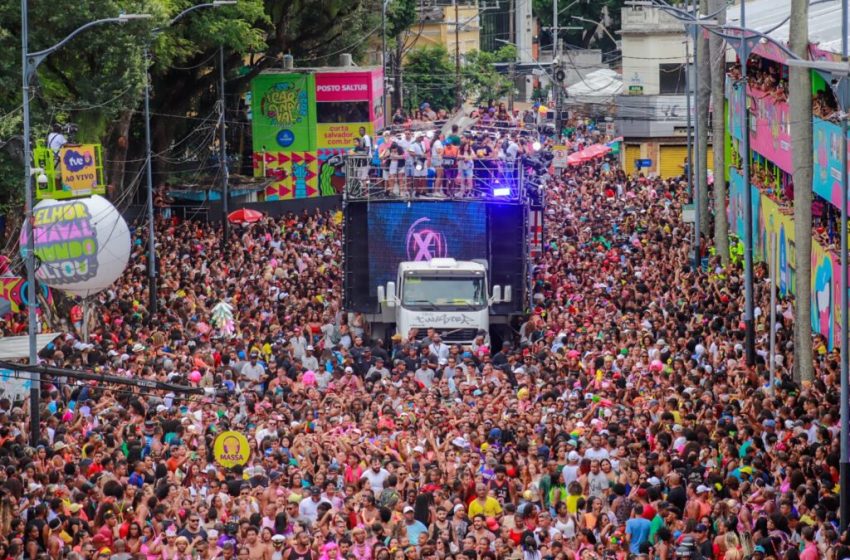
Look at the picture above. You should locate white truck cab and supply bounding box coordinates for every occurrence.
[377,258,511,345]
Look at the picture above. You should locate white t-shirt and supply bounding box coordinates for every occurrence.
[241,361,265,382]
[298,496,330,522]
[561,464,580,487]
[584,447,610,461]
[361,468,391,494]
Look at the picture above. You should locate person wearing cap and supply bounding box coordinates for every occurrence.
[414,359,435,389]
[270,534,286,560]
[301,345,318,372]
[298,485,330,524]
[365,357,390,382]
[401,505,428,546]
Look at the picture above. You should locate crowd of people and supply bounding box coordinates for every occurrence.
[1,122,847,560]
[351,124,550,199]
[728,60,839,121]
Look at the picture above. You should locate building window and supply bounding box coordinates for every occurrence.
[659,63,687,95]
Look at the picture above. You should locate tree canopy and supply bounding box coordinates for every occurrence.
[532,0,625,52]
[0,0,381,214]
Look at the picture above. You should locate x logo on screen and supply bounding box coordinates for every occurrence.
[406,217,448,261]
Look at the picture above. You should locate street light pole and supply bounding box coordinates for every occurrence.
[143,46,158,315]
[143,0,235,316]
[220,45,229,253]
[20,0,36,446]
[20,7,151,444]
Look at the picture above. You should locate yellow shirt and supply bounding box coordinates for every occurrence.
[468,496,503,518]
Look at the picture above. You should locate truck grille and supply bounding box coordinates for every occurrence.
[415,328,479,344]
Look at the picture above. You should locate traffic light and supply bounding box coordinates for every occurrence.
[553,63,566,85]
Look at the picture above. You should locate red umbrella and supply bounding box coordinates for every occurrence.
[227,208,264,224]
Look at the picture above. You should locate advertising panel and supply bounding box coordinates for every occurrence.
[727,80,745,142]
[315,71,373,149]
[366,202,487,292]
[748,87,792,173]
[251,73,316,153]
[812,117,848,210]
[315,72,371,102]
[729,169,841,349]
[316,123,373,149]
[59,144,101,197]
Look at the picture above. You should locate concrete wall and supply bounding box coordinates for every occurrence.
[620,5,689,96]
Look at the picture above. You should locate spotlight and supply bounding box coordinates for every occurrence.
[532,141,542,151]
[493,187,511,197]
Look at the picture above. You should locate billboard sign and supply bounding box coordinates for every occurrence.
[251,73,316,153]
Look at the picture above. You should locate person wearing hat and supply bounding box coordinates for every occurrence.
[301,345,319,371]
[402,505,428,546]
[298,485,330,524]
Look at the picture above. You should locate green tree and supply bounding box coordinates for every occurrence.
[0,0,158,232]
[532,0,625,51]
[462,45,516,106]
[0,0,381,208]
[385,0,419,112]
[403,45,456,112]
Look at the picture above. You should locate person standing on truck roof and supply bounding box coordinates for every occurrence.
[411,133,427,196]
[430,132,445,196]
[399,130,414,196]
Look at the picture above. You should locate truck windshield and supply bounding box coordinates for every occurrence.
[402,275,486,309]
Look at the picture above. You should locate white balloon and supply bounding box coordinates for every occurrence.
[21,195,131,298]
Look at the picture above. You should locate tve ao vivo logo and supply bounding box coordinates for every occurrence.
[63,149,93,172]
[406,217,448,261]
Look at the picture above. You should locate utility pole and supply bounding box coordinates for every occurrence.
[691,0,702,272]
[840,0,849,531]
[740,0,756,366]
[455,0,461,109]
[696,0,710,240]
[219,45,229,254]
[382,0,390,120]
[709,0,728,264]
[20,0,38,445]
[509,0,515,111]
[685,39,693,196]
[143,49,158,316]
[553,0,560,136]
[789,0,813,381]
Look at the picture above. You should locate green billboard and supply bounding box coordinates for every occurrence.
[251,72,317,153]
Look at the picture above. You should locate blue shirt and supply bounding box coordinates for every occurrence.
[626,517,651,554]
[405,520,429,545]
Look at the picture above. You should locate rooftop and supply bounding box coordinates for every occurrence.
[725,0,845,56]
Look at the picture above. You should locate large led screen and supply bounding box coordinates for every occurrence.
[366,202,487,292]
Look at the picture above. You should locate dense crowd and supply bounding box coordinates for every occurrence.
[727,61,838,121]
[1,127,846,560]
